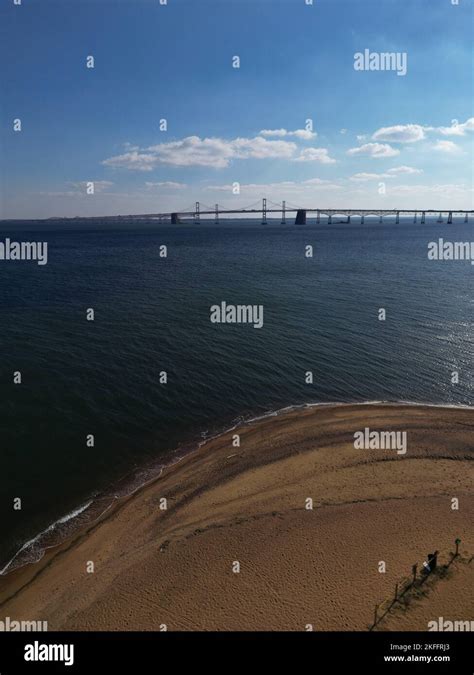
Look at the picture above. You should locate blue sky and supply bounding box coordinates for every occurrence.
[1,0,473,219]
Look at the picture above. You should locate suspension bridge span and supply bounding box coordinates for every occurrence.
[132,199,473,225]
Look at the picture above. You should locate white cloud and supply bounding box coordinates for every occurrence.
[231,136,297,160]
[432,140,462,154]
[349,166,423,182]
[259,128,317,140]
[303,178,338,186]
[293,148,336,163]
[145,181,187,189]
[350,172,389,182]
[349,166,422,181]
[370,118,474,145]
[372,124,425,143]
[103,135,297,170]
[347,143,399,158]
[205,178,342,193]
[387,165,423,175]
[102,151,160,172]
[435,117,474,136]
[340,128,348,135]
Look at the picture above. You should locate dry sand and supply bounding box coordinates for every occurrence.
[0,403,472,631]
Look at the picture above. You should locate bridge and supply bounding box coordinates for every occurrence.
[134,199,473,225]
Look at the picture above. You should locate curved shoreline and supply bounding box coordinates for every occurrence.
[0,401,473,630]
[1,399,473,579]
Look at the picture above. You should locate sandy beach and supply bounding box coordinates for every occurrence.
[0,403,472,631]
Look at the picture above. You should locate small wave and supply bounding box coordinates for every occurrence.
[0,500,94,576]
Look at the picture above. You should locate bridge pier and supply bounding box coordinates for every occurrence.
[413,212,417,224]
[328,213,332,225]
[379,214,382,224]
[437,212,443,223]
[448,211,453,225]
[171,212,179,224]
[281,200,286,225]
[262,198,267,225]
[421,211,425,224]
[215,204,219,225]
[361,214,365,225]
[396,211,400,225]
[295,209,307,225]
[194,201,200,224]
[465,213,468,223]
[316,209,320,225]
[347,215,351,224]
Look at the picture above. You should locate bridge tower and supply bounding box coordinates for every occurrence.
[281,200,286,225]
[262,198,267,225]
[215,204,219,224]
[194,202,200,224]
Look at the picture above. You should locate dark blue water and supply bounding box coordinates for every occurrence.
[0,218,473,571]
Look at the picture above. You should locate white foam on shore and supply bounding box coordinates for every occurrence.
[0,500,93,576]
[237,399,474,424]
